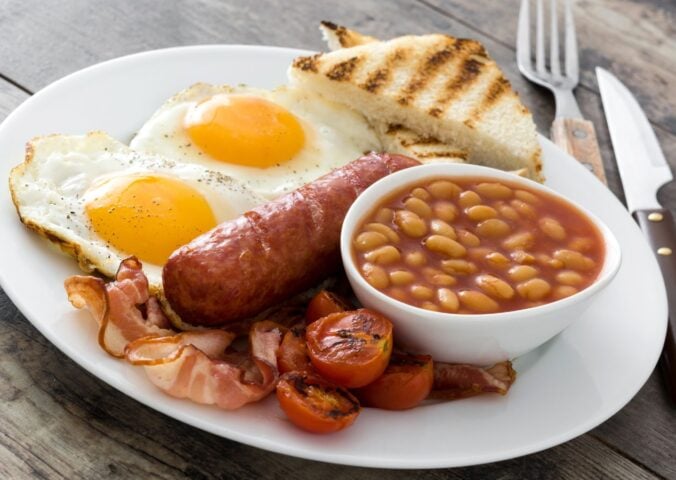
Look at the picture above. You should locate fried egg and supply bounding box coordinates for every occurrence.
[10,132,266,291]
[130,84,381,199]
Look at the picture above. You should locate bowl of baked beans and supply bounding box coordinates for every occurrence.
[340,163,621,364]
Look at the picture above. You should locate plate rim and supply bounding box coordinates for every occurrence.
[0,44,667,469]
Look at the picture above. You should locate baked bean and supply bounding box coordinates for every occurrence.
[502,231,535,250]
[466,205,498,221]
[568,237,594,253]
[475,182,513,200]
[404,251,427,267]
[548,259,564,269]
[364,245,401,265]
[424,235,466,258]
[486,252,510,268]
[411,187,431,201]
[553,249,595,270]
[458,290,499,313]
[374,207,394,224]
[476,274,515,300]
[515,189,540,204]
[511,250,536,264]
[411,284,434,300]
[404,197,432,218]
[508,265,539,282]
[421,301,441,311]
[441,259,478,276]
[354,231,388,252]
[510,199,537,219]
[394,210,427,238]
[427,180,461,199]
[433,201,458,222]
[497,205,520,221]
[476,219,511,238]
[365,223,400,243]
[556,270,583,286]
[437,288,459,312]
[539,217,567,240]
[422,267,445,282]
[552,285,578,299]
[430,219,456,239]
[516,278,551,301]
[390,270,415,286]
[457,229,481,247]
[362,263,389,289]
[389,288,407,302]
[458,190,482,208]
[430,273,457,286]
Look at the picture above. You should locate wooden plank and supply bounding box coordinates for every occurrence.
[419,0,676,135]
[0,288,662,479]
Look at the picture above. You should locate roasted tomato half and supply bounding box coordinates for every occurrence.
[305,290,351,324]
[277,324,312,374]
[355,352,434,410]
[305,309,393,388]
[276,371,360,434]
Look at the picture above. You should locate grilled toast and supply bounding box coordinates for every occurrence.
[290,26,543,181]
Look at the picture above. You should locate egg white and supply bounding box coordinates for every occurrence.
[129,83,382,199]
[10,131,267,291]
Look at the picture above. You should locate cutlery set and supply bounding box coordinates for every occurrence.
[517,0,675,402]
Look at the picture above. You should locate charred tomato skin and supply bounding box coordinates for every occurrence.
[305,309,393,388]
[355,352,434,410]
[276,371,360,434]
[305,290,351,325]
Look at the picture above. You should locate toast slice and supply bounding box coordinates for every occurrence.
[320,22,467,166]
[290,27,543,181]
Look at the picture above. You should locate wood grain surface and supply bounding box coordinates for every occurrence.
[1,1,675,478]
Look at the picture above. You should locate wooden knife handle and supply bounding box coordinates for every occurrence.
[551,117,607,184]
[634,208,676,404]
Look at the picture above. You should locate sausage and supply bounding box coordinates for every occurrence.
[162,153,420,326]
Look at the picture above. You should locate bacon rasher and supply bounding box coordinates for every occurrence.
[430,361,516,400]
[64,257,174,357]
[125,321,284,409]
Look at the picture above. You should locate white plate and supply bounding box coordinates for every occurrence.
[0,45,667,469]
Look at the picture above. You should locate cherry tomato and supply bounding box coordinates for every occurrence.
[305,290,351,324]
[355,352,434,410]
[276,371,360,434]
[277,324,312,374]
[305,309,393,388]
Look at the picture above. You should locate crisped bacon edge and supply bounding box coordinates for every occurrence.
[64,257,174,358]
[430,361,516,400]
[125,322,285,410]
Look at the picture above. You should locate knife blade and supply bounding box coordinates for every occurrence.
[597,67,676,404]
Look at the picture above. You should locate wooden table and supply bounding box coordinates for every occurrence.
[1,1,674,478]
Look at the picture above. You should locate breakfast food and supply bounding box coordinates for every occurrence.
[64,257,174,357]
[162,152,420,326]
[352,176,603,313]
[126,321,284,410]
[305,309,393,388]
[130,83,381,199]
[10,132,266,292]
[276,371,361,434]
[289,29,543,180]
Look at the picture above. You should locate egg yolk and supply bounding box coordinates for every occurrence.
[183,95,305,168]
[85,175,217,265]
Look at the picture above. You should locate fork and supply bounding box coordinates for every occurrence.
[517,0,606,183]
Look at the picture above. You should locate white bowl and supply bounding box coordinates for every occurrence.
[341,163,622,365]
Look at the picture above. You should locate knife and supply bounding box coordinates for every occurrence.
[597,67,676,403]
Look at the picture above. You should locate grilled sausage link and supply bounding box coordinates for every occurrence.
[162,153,420,325]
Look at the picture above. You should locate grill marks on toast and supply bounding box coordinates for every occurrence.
[300,35,510,125]
[361,48,407,93]
[326,56,362,81]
